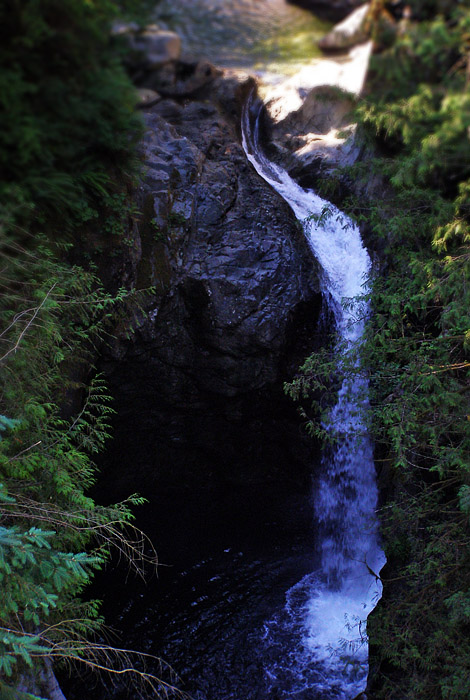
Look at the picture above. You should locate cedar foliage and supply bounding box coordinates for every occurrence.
[288,3,470,698]
[0,1,177,697]
[356,7,470,697]
[0,237,177,697]
[0,0,146,230]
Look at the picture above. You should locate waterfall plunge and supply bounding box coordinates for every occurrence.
[242,94,385,698]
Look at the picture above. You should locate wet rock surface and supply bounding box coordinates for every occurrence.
[265,84,361,190]
[98,64,322,492]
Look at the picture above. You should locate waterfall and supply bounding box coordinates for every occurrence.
[242,93,386,698]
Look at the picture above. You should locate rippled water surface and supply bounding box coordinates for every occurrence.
[69,483,322,700]
[154,0,331,76]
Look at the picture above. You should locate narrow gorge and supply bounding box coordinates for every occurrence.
[69,2,386,699]
[3,2,469,699]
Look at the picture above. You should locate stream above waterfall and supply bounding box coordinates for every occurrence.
[152,0,330,78]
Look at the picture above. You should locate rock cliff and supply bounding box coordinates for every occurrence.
[97,64,322,492]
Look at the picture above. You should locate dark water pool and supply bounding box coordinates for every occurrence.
[65,481,327,700]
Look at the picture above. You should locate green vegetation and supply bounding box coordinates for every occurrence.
[288,3,470,698]
[0,1,176,697]
[0,237,182,697]
[4,0,469,696]
[252,13,331,74]
[0,0,150,232]
[358,7,470,696]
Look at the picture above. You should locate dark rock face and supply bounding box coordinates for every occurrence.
[99,67,322,493]
[287,0,365,23]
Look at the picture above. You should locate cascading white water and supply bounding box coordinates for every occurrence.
[242,93,386,698]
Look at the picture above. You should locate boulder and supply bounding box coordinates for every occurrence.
[135,88,161,109]
[125,26,181,70]
[258,39,381,204]
[265,85,361,190]
[319,4,370,51]
[142,59,222,97]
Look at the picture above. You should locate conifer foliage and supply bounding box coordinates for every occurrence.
[289,2,470,698]
[0,235,169,698]
[0,0,145,228]
[357,6,470,697]
[0,1,177,697]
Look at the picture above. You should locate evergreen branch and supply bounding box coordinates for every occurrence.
[0,284,56,363]
[2,497,159,576]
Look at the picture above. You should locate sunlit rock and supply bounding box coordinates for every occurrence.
[268,84,361,189]
[318,3,370,51]
[259,41,373,194]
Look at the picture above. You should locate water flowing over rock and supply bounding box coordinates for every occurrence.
[242,85,385,700]
[84,10,386,699]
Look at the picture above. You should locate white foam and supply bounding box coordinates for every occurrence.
[242,91,385,696]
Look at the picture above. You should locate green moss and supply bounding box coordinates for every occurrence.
[252,17,331,74]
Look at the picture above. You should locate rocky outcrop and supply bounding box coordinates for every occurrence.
[287,0,366,23]
[257,37,385,215]
[265,84,361,191]
[97,64,322,492]
[318,3,370,51]
[113,23,182,72]
[131,98,319,398]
